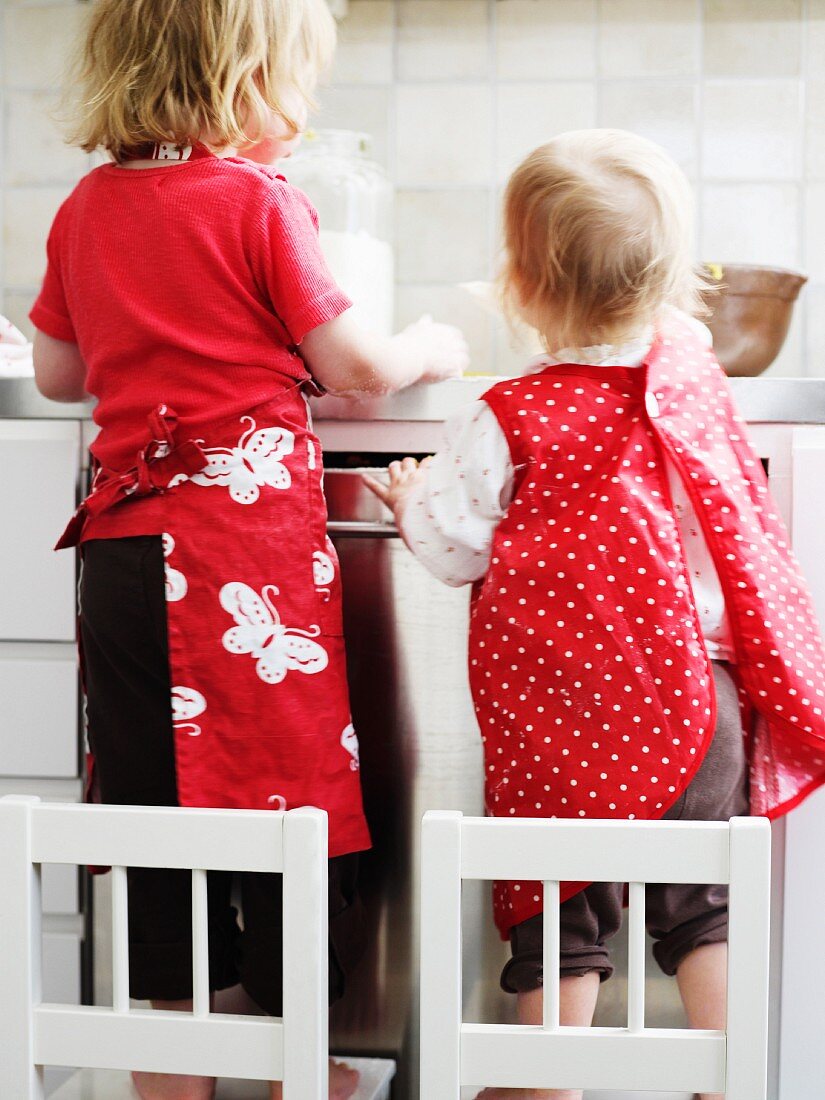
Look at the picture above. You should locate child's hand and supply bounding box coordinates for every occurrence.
[398,316,469,383]
[363,457,432,523]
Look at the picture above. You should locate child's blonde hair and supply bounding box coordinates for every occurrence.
[69,0,336,159]
[501,129,708,350]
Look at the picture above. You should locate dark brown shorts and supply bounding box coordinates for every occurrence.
[502,662,749,991]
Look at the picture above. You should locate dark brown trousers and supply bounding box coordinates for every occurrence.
[503,662,749,991]
[80,536,364,1013]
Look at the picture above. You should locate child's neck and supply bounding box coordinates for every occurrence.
[550,326,654,359]
[117,140,238,170]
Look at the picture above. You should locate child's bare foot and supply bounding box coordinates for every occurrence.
[474,1090,580,1100]
[131,1070,216,1100]
[132,1000,217,1099]
[268,1058,361,1099]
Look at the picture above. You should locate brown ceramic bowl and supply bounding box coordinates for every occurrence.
[701,263,807,377]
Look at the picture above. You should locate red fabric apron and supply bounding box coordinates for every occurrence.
[471,320,825,936]
[60,384,370,859]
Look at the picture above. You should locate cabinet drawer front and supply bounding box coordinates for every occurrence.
[0,652,78,776]
[42,864,80,916]
[42,931,82,1005]
[0,421,79,642]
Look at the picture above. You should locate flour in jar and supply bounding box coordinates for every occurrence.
[319,229,395,337]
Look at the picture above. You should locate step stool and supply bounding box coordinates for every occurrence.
[0,797,395,1100]
[422,812,771,1099]
[50,1060,395,1099]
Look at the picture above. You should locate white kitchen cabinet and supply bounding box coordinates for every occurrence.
[41,863,80,916]
[0,420,80,642]
[40,924,85,1094]
[776,427,825,1100]
[0,642,78,777]
[42,927,83,1005]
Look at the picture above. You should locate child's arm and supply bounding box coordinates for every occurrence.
[364,402,514,586]
[300,311,468,397]
[32,331,88,403]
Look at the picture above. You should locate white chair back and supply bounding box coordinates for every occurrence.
[0,796,328,1100]
[420,812,771,1099]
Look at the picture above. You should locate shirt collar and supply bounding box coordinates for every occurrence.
[524,328,654,375]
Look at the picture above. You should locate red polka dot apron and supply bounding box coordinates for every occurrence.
[471,319,825,936]
[58,383,370,858]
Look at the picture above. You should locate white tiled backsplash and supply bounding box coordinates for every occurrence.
[3,0,825,375]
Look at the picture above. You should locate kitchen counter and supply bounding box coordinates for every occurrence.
[3,374,825,424]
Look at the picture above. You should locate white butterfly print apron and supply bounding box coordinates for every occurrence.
[61,385,370,859]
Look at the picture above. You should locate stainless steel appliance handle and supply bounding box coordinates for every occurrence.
[327,520,400,539]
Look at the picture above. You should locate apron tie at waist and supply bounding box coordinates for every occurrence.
[56,405,208,550]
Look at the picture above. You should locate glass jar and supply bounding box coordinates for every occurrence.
[285,130,395,336]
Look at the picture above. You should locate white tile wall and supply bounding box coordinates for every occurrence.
[395,189,491,282]
[3,0,825,376]
[495,0,597,80]
[3,4,88,90]
[4,187,69,288]
[5,91,87,187]
[599,81,698,176]
[702,81,803,181]
[496,81,597,181]
[1,0,92,339]
[598,0,700,79]
[319,0,823,375]
[701,183,801,267]
[704,0,803,77]
[805,79,825,178]
[332,0,394,84]
[397,0,490,80]
[395,83,493,184]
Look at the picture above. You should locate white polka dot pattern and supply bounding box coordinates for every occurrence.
[470,322,825,937]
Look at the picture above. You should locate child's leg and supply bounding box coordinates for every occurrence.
[676,941,727,1030]
[239,857,366,1100]
[267,1062,361,1100]
[132,1000,216,1100]
[475,884,622,1100]
[646,662,747,1100]
[81,540,241,1100]
[675,942,728,1100]
[474,974,601,1100]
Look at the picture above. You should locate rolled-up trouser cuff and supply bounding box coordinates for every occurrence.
[652,907,729,977]
[501,945,614,993]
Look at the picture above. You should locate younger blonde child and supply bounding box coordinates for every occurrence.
[368,130,825,1100]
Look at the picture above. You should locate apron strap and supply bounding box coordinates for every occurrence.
[56,405,207,550]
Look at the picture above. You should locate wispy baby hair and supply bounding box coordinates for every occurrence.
[501,129,709,350]
[69,0,336,159]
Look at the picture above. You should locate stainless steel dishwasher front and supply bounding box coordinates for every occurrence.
[324,469,510,1099]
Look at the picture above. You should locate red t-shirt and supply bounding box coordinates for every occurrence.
[31,153,351,480]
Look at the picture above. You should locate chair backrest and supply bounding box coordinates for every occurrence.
[0,797,329,1100]
[420,812,771,1099]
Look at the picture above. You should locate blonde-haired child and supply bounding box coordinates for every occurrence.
[32,3,466,1099]
[368,129,825,1100]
